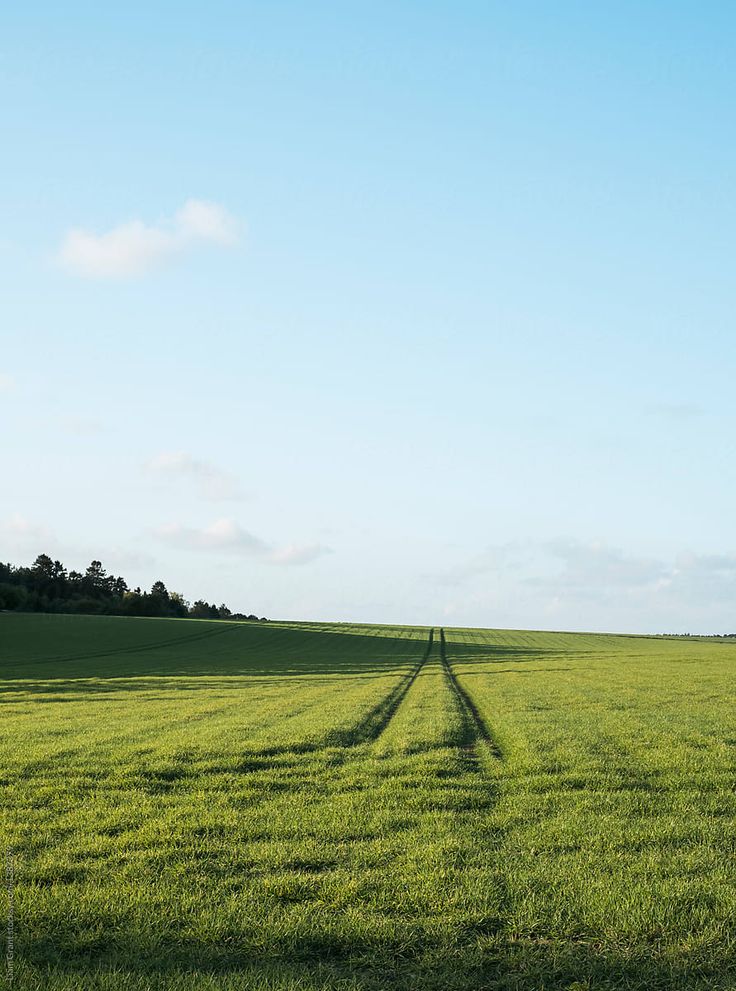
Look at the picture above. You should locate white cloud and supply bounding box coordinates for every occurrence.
[438,538,736,632]
[0,515,58,562]
[175,199,238,244]
[645,402,704,421]
[57,199,240,279]
[154,518,332,567]
[155,519,268,554]
[268,543,333,566]
[146,451,245,501]
[0,517,159,575]
[60,415,105,436]
[437,543,527,587]
[0,514,52,543]
[442,539,667,594]
[0,373,16,393]
[535,539,665,591]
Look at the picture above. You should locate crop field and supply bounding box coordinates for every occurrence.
[0,614,734,990]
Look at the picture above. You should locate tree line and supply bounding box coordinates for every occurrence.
[0,554,266,621]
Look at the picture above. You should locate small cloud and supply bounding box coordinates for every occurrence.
[645,402,704,421]
[538,538,665,590]
[154,518,331,567]
[60,415,106,436]
[438,538,668,600]
[155,519,268,554]
[268,543,332,566]
[3,514,47,539]
[0,515,56,557]
[57,199,240,279]
[175,199,238,245]
[0,373,16,394]
[436,542,529,587]
[674,551,736,574]
[146,451,245,501]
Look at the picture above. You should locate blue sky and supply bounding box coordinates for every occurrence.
[3,2,736,632]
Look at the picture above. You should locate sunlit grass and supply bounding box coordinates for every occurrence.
[0,614,734,989]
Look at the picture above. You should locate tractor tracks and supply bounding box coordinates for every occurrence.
[439,628,502,763]
[316,626,503,766]
[352,629,435,745]
[355,626,503,764]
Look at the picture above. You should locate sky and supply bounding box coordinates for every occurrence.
[2,2,736,633]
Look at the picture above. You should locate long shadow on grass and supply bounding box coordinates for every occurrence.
[17,741,509,987]
[21,930,736,991]
[441,641,554,662]
[18,680,729,987]
[0,672,407,700]
[0,629,431,682]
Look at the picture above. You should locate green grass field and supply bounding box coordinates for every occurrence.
[0,613,734,990]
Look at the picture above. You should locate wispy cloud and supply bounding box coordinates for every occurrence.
[645,401,704,421]
[441,539,668,593]
[438,538,736,631]
[437,543,529,587]
[269,543,333,566]
[156,519,268,554]
[0,373,16,394]
[60,415,106,436]
[0,514,53,544]
[146,451,245,501]
[533,539,665,591]
[0,516,157,574]
[154,518,331,567]
[437,538,736,602]
[57,199,240,279]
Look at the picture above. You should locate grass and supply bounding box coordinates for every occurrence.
[0,613,734,989]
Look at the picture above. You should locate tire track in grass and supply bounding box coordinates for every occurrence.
[349,629,435,746]
[242,630,436,755]
[439,628,502,762]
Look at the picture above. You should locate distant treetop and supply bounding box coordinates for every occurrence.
[0,555,266,622]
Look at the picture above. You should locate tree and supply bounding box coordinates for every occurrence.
[189,599,211,619]
[0,554,262,621]
[32,554,55,579]
[0,584,26,609]
[169,592,190,617]
[121,590,145,615]
[84,561,108,596]
[30,554,54,596]
[150,580,169,601]
[111,576,129,597]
